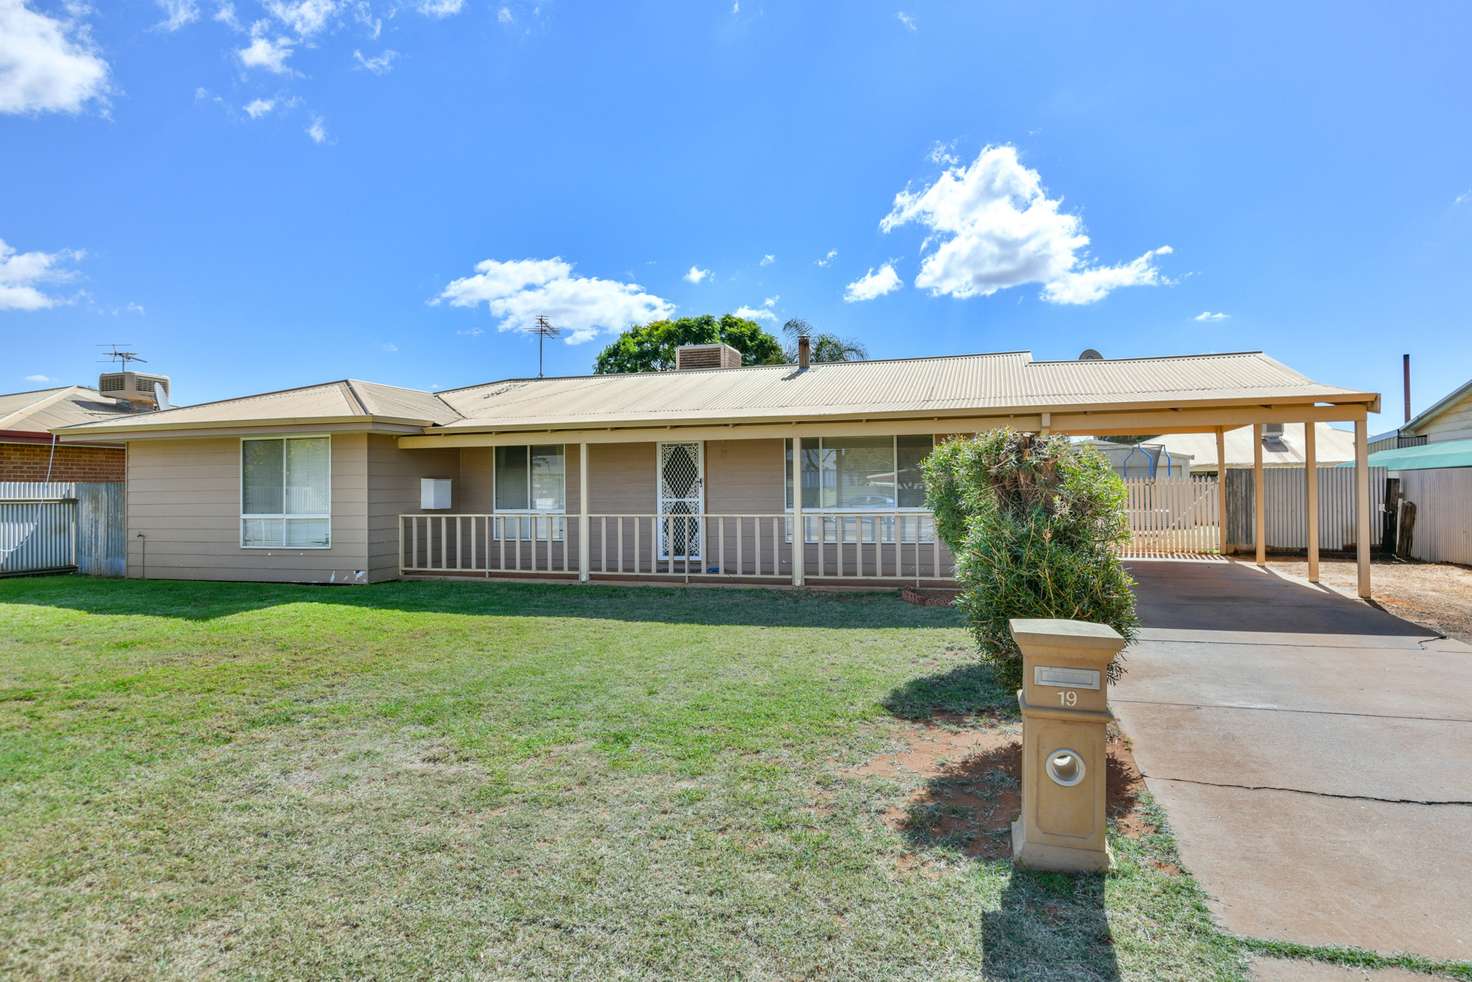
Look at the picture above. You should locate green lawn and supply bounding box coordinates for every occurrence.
[0,576,1256,978]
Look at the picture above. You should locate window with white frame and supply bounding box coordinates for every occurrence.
[241,436,331,548]
[493,444,566,540]
[784,435,935,543]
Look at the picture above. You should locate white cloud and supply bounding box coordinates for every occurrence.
[25,373,52,383]
[238,34,294,73]
[763,295,779,307]
[896,11,916,31]
[437,257,674,345]
[927,140,958,167]
[243,97,275,118]
[380,342,398,352]
[881,144,1173,305]
[1042,246,1172,305]
[214,2,241,29]
[843,262,902,303]
[759,253,775,266]
[305,114,327,143]
[1194,310,1230,322]
[733,305,776,323]
[0,1,110,114]
[455,326,484,336]
[353,48,397,74]
[265,0,339,36]
[731,1,739,12]
[815,248,838,267]
[417,0,464,17]
[0,237,84,311]
[683,265,710,284]
[156,0,200,31]
[1456,189,1472,206]
[497,4,513,23]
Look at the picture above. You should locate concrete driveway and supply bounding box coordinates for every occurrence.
[1116,560,1472,964]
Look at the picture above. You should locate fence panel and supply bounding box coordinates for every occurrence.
[1121,477,1220,556]
[76,482,126,576]
[0,484,76,574]
[1398,468,1472,565]
[1226,466,1386,551]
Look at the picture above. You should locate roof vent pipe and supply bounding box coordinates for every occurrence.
[797,334,811,370]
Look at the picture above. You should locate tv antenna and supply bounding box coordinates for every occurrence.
[99,344,148,368]
[530,316,562,378]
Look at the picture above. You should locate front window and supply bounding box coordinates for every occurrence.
[494,444,565,540]
[785,435,935,543]
[241,436,331,548]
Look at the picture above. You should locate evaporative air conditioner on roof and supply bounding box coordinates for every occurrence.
[98,371,171,411]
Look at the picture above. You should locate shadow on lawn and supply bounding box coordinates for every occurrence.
[983,870,1120,981]
[0,574,966,630]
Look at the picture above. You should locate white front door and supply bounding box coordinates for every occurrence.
[658,441,704,559]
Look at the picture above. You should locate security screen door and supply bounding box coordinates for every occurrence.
[658,442,704,560]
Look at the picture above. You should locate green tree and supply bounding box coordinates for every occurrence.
[592,314,786,374]
[781,319,868,363]
[923,430,1138,690]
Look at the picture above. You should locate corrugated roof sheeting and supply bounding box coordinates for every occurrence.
[58,349,1371,436]
[0,386,136,433]
[437,351,1361,429]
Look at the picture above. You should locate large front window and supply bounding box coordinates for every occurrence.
[784,435,935,542]
[494,444,565,540]
[241,436,331,548]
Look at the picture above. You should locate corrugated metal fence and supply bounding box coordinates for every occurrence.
[1226,467,1386,551]
[0,481,125,576]
[1398,469,1472,565]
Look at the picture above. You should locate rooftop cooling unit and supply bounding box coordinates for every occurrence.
[99,371,171,411]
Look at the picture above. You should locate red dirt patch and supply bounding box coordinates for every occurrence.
[852,723,1160,866]
[899,586,961,607]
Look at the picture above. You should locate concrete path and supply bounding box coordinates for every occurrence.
[1116,560,1472,964]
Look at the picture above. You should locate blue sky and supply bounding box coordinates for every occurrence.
[2,1,1469,434]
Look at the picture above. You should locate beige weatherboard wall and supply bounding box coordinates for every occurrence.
[57,349,1382,595]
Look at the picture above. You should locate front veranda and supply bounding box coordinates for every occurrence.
[400,436,959,586]
[397,398,1380,594]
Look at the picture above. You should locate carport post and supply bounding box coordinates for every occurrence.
[1355,418,1371,598]
[1215,427,1228,555]
[1305,423,1320,582]
[1253,423,1266,566]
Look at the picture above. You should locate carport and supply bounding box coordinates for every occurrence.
[1048,388,1381,597]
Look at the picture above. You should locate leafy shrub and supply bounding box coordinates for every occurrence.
[923,430,1138,689]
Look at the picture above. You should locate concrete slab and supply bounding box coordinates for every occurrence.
[1117,702,1471,801]
[1149,780,1472,961]
[1117,560,1472,964]
[1250,956,1431,981]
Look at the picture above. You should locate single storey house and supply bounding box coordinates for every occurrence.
[56,343,1382,594]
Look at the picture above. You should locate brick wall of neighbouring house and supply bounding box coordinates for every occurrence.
[0,442,126,482]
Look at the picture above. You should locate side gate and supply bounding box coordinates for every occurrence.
[1120,476,1221,557]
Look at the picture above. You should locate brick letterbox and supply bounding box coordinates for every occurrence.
[1009,618,1125,873]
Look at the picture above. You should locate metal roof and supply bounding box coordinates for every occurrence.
[434,350,1370,431]
[61,379,460,432]
[1354,438,1472,472]
[1144,423,1358,469]
[0,385,135,435]
[57,349,1375,437]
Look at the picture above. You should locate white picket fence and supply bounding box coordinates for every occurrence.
[1120,477,1221,556]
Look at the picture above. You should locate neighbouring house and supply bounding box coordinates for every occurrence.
[55,343,1381,591]
[1,371,171,484]
[0,386,132,483]
[1140,422,1356,475]
[1370,376,1472,452]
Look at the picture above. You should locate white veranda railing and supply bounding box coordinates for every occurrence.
[399,512,956,583]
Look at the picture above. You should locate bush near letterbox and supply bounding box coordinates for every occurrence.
[922,430,1138,690]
